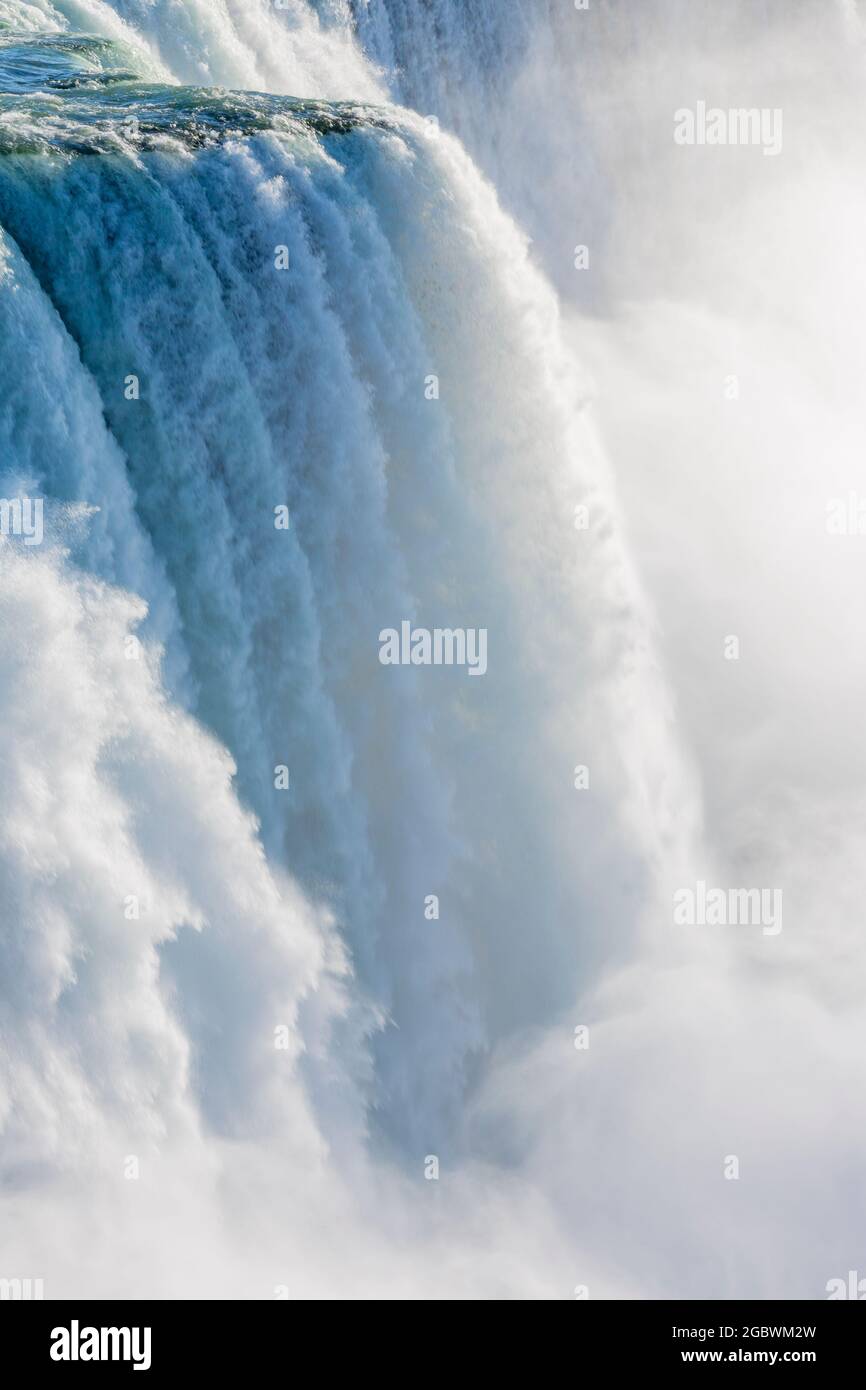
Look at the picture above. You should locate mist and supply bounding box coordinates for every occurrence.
[0,0,863,1300]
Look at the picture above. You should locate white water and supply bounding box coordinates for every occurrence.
[1,0,864,1298]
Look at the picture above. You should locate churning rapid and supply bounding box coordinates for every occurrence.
[10,0,827,1299]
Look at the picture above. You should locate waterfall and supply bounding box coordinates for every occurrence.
[1,0,859,1300]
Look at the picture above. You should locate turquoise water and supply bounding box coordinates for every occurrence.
[0,28,384,151]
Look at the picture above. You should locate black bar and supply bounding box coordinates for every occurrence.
[2,1298,862,1375]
